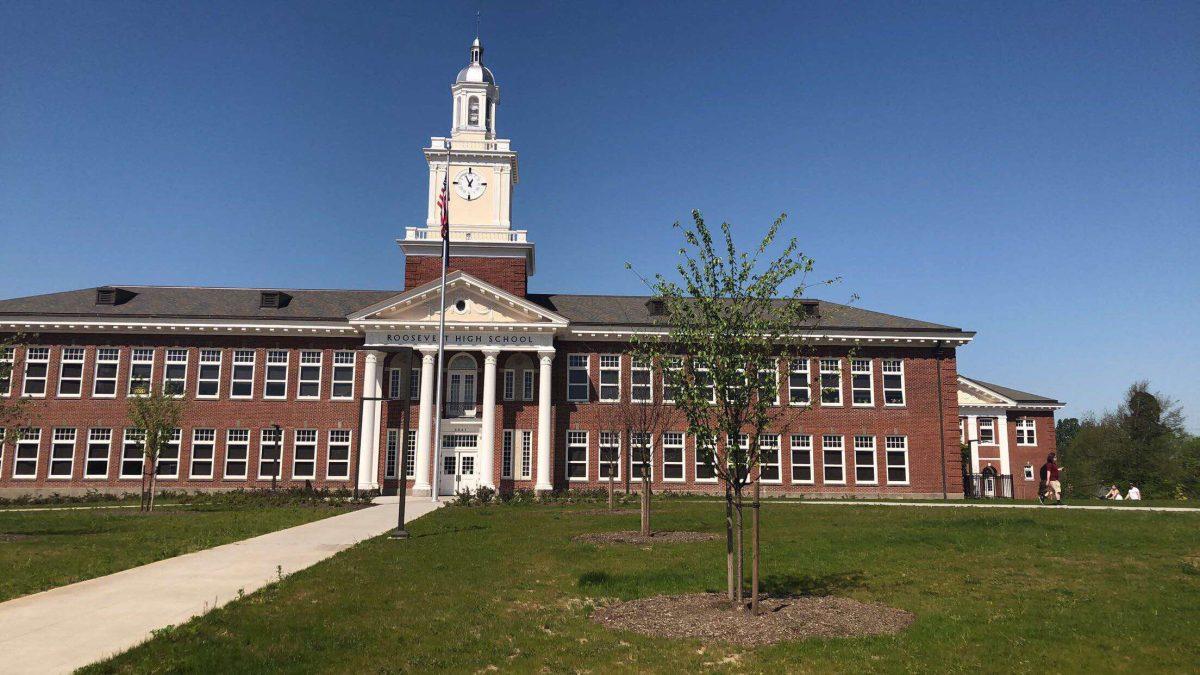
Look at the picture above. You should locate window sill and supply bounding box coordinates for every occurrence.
[885,482,911,487]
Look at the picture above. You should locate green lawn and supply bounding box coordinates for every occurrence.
[0,503,356,602]
[85,501,1199,673]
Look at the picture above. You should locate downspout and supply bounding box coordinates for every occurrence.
[935,340,948,500]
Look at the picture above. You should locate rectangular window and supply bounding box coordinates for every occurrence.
[885,436,909,484]
[820,359,842,406]
[851,359,873,406]
[1023,465,1035,481]
[519,430,533,480]
[853,435,877,484]
[758,361,780,405]
[566,430,588,480]
[259,428,284,479]
[404,430,416,479]
[224,429,250,479]
[790,434,813,484]
[788,358,811,406]
[58,347,85,397]
[128,348,154,395]
[332,351,355,399]
[190,429,216,479]
[598,354,620,402]
[298,351,322,399]
[197,349,222,398]
[327,429,351,479]
[567,354,590,402]
[162,349,188,396]
[1016,418,1037,445]
[662,432,685,481]
[978,417,996,445]
[696,364,716,403]
[409,368,421,400]
[231,350,255,398]
[49,427,77,478]
[631,356,653,403]
[502,369,516,401]
[23,346,49,397]
[501,430,514,479]
[630,432,652,479]
[599,431,621,479]
[661,356,682,403]
[93,348,120,397]
[522,370,535,401]
[14,428,41,478]
[385,429,399,478]
[265,350,288,399]
[121,429,145,479]
[294,429,317,479]
[695,433,717,482]
[156,429,181,478]
[822,435,845,484]
[882,359,905,406]
[0,346,13,395]
[388,368,402,400]
[84,428,112,479]
[759,434,781,483]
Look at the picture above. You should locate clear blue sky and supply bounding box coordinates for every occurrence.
[1,1,1197,429]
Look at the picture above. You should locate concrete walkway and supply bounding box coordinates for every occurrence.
[0,497,442,674]
[779,499,1200,513]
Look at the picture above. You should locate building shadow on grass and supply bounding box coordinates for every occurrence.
[412,524,489,538]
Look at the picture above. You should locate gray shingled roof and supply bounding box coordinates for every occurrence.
[0,285,970,334]
[961,376,1061,405]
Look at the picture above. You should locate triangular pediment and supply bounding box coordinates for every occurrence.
[348,271,568,327]
[957,376,1016,407]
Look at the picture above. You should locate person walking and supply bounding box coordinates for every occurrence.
[1040,453,1064,505]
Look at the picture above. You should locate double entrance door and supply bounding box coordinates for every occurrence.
[437,433,480,495]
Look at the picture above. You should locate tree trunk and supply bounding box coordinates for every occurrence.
[640,472,651,536]
[140,461,149,512]
[146,463,157,513]
[725,483,735,602]
[733,489,744,607]
[751,479,761,615]
[607,464,614,511]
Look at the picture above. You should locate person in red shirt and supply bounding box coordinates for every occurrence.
[1040,453,1064,505]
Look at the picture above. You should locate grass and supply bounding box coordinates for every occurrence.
[0,502,357,602]
[85,501,1200,673]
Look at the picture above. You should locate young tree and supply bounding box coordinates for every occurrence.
[638,210,837,612]
[127,384,184,512]
[0,336,28,442]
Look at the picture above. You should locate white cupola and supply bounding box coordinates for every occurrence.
[451,38,498,139]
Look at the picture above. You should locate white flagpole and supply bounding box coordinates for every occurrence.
[431,142,451,502]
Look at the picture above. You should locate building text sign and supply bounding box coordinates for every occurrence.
[364,330,553,349]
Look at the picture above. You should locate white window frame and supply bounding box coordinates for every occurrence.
[384,429,399,479]
[57,347,85,398]
[853,435,878,485]
[790,434,814,484]
[23,346,49,398]
[264,350,289,400]
[851,358,874,407]
[293,429,318,480]
[758,434,782,484]
[788,358,811,406]
[14,428,41,479]
[404,429,416,479]
[501,429,515,479]
[661,356,682,404]
[758,360,780,405]
[821,435,846,485]
[163,349,188,397]
[189,428,216,479]
[258,428,285,479]
[502,369,516,401]
[662,432,685,482]
[885,436,910,485]
[331,351,355,400]
[231,350,256,399]
[120,429,146,479]
[978,417,997,445]
[519,430,533,480]
[631,356,654,404]
[196,349,222,399]
[388,368,403,401]
[83,428,112,480]
[630,432,653,480]
[92,348,120,398]
[599,431,621,480]
[49,427,77,479]
[1023,465,1035,481]
[298,351,323,400]
[522,370,535,401]
[155,428,181,479]
[598,354,621,402]
[327,429,352,479]
[409,368,421,401]
[566,430,589,481]
[224,429,250,479]
[819,358,842,406]
[0,346,13,396]
[567,353,590,402]
[128,348,154,396]
[694,433,718,483]
[1016,418,1037,446]
[882,359,906,406]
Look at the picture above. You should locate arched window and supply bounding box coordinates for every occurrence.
[503,353,536,402]
[468,97,480,126]
[446,354,478,418]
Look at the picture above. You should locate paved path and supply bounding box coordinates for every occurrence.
[779,499,1200,513]
[0,497,442,674]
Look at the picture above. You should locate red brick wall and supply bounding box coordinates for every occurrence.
[1006,410,1057,500]
[404,254,528,297]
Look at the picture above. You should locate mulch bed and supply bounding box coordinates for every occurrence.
[569,509,643,516]
[0,533,34,543]
[591,592,914,645]
[573,531,721,545]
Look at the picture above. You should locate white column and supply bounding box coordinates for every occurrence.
[997,411,1011,476]
[966,415,980,474]
[413,348,437,495]
[479,348,500,489]
[357,351,382,490]
[535,349,555,492]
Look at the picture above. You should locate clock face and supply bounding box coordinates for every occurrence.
[453,169,487,201]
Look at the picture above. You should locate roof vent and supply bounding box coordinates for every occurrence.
[259,291,292,309]
[95,286,135,306]
[801,300,820,318]
[645,298,667,316]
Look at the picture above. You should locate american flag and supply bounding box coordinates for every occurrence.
[438,168,450,241]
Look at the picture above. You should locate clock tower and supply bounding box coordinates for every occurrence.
[401,39,533,296]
